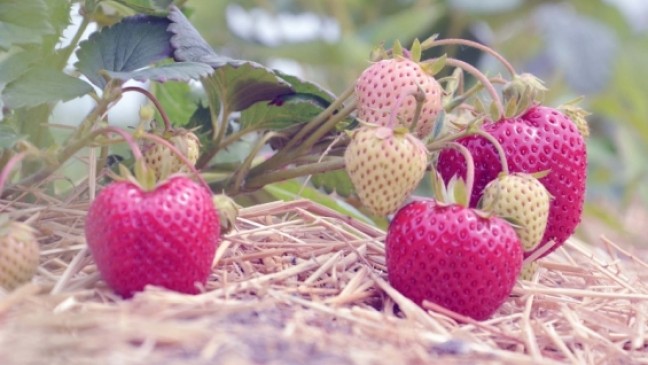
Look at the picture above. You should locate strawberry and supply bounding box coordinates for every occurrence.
[519,260,539,281]
[0,218,39,291]
[355,58,442,139]
[344,125,428,216]
[85,176,220,298]
[481,173,551,252]
[437,106,587,258]
[386,200,523,320]
[143,130,200,181]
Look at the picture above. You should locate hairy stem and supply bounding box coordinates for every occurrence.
[57,15,90,70]
[0,153,27,196]
[473,129,509,175]
[248,97,356,180]
[442,58,504,119]
[424,38,516,77]
[283,83,355,152]
[444,142,475,205]
[244,158,345,191]
[230,132,280,195]
[122,86,172,131]
[196,126,258,170]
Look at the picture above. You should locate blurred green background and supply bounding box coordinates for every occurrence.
[185,0,648,247]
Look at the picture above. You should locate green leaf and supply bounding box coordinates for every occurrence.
[0,123,25,149]
[43,0,71,39]
[0,0,54,49]
[263,180,373,225]
[0,50,39,85]
[310,170,356,197]
[75,15,173,88]
[153,81,198,126]
[240,70,338,131]
[105,61,213,83]
[167,5,220,64]
[110,0,173,14]
[202,63,293,113]
[167,5,293,113]
[2,68,94,109]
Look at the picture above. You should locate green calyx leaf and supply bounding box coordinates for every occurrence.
[502,73,547,118]
[421,54,447,77]
[410,38,422,63]
[392,39,404,58]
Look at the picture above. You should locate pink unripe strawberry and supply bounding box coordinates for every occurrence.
[386,200,523,320]
[355,58,442,139]
[85,176,220,298]
[344,125,428,216]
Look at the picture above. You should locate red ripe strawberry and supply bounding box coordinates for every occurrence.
[437,106,587,258]
[85,176,220,298]
[386,200,523,320]
[355,58,442,139]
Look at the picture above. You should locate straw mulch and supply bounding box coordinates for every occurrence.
[1,193,647,365]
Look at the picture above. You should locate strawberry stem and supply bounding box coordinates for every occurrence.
[0,152,27,197]
[423,38,516,77]
[442,58,504,120]
[243,157,345,192]
[101,126,144,160]
[139,132,211,192]
[388,88,425,132]
[247,89,356,179]
[473,130,510,175]
[122,86,173,132]
[230,132,280,195]
[444,142,475,205]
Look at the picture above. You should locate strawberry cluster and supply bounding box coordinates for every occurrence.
[345,42,588,320]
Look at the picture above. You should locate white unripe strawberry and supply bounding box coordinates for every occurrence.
[0,219,39,291]
[519,260,540,281]
[481,173,551,252]
[344,125,428,216]
[143,130,200,181]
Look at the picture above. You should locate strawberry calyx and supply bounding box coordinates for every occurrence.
[502,73,547,118]
[212,194,240,233]
[558,97,591,138]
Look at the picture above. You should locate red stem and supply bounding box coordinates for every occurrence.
[0,152,27,196]
[473,130,509,175]
[444,58,504,119]
[425,38,517,77]
[140,132,211,192]
[100,126,143,160]
[444,142,475,205]
[122,86,173,132]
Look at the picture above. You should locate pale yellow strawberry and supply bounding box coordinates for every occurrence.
[519,260,540,281]
[481,173,551,252]
[143,130,200,180]
[0,219,39,291]
[344,125,428,216]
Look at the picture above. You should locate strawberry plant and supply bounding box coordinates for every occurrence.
[0,1,592,312]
